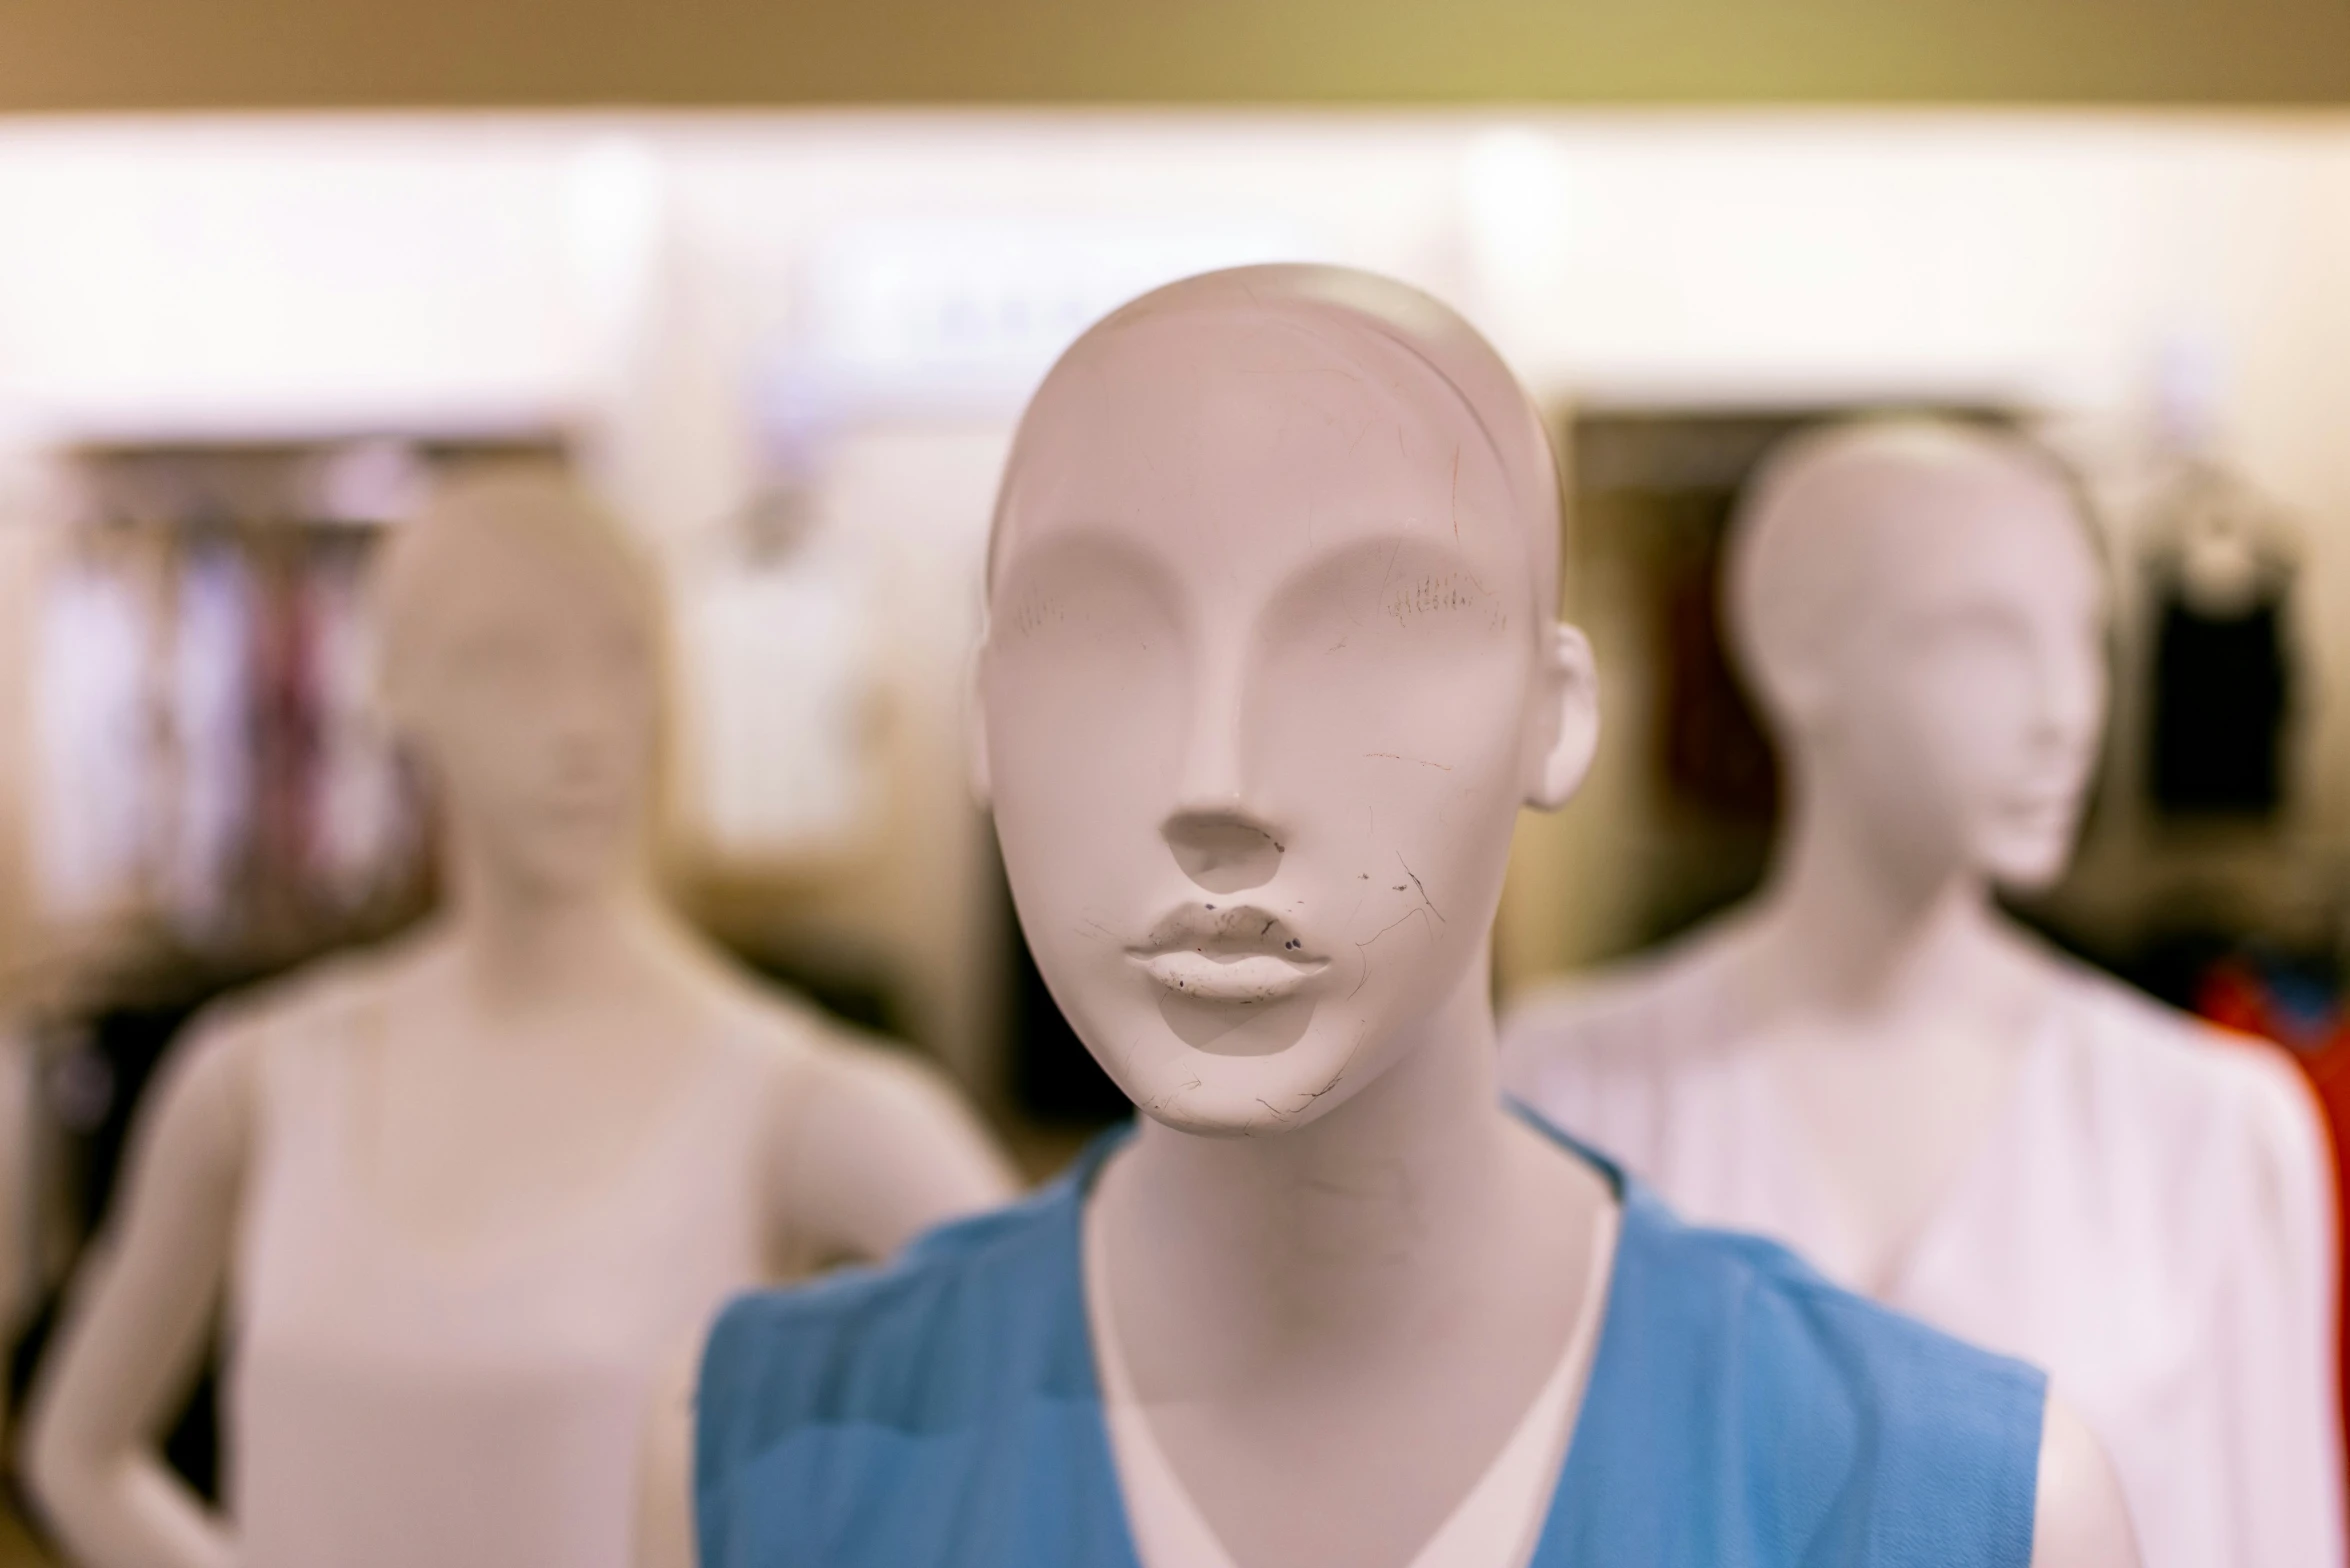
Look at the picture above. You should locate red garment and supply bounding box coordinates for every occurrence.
[2195,961,2350,1472]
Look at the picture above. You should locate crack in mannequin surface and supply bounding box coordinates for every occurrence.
[21,469,1016,1568]
[670,269,2137,1568]
[1502,418,2341,1568]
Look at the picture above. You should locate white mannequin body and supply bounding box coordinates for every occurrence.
[645,277,2130,1568]
[1504,420,2337,1567]
[24,472,1015,1568]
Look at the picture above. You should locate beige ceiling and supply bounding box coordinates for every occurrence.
[3,0,2348,110]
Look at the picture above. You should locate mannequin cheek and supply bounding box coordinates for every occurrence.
[990,711,1173,885]
[1813,704,1960,867]
[1319,771,1517,1013]
[987,730,1177,1025]
[407,722,497,831]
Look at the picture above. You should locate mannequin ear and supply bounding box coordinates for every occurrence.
[1524,622,1600,812]
[964,636,993,810]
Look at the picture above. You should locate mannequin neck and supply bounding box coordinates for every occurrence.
[435,847,687,1021]
[1115,947,1526,1348]
[1742,769,2034,1032]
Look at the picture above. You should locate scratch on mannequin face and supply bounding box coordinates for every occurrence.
[1348,904,1442,1000]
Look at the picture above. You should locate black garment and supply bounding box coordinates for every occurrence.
[2150,586,2290,815]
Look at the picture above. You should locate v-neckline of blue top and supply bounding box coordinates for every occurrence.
[1051,1110,1627,1566]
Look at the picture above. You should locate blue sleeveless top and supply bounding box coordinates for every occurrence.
[695,1118,2046,1568]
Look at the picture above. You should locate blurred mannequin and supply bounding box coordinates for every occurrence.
[665,269,2134,1568]
[1503,419,2340,1568]
[24,470,1015,1568]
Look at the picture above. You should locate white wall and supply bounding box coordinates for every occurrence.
[3,109,2347,1059]
[7,112,2341,540]
[0,120,610,441]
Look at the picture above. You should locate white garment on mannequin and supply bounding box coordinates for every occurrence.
[1086,1182,1619,1568]
[230,968,770,1568]
[1504,933,2339,1568]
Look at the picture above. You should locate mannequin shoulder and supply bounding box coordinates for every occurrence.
[717,991,969,1123]
[2053,964,2325,1172]
[1500,931,1735,1096]
[145,939,433,1139]
[720,994,1018,1229]
[779,1026,1015,1190]
[147,951,383,1120]
[109,966,326,1193]
[124,1016,260,1183]
[190,933,436,1059]
[2027,966,2331,1292]
[2031,1392,2141,1568]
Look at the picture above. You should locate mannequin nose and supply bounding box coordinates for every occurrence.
[1162,811,1284,895]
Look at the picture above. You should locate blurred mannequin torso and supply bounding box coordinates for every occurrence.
[228,931,769,1568]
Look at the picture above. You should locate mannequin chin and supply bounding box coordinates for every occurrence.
[979,313,1554,1138]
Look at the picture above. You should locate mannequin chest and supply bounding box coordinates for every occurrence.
[1750,1015,2036,1292]
[335,1000,745,1255]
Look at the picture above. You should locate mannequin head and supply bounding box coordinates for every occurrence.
[376,467,662,906]
[977,265,1596,1136]
[1725,419,2106,895]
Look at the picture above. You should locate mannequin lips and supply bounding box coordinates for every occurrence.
[1129,905,1328,1004]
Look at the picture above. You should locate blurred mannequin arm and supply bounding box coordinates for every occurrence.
[2214,1051,2344,1567]
[770,1040,1019,1263]
[23,1021,255,1568]
[2031,1392,2139,1568]
[634,1333,697,1568]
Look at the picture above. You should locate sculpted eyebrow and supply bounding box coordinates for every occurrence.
[995,530,1173,623]
[1295,532,1499,601]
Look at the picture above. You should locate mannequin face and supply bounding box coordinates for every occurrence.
[388,528,659,903]
[983,314,1581,1136]
[1798,472,2106,893]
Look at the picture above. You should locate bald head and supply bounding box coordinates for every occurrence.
[1724,418,2096,725]
[990,264,1563,622]
[367,466,665,899]
[374,465,657,688]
